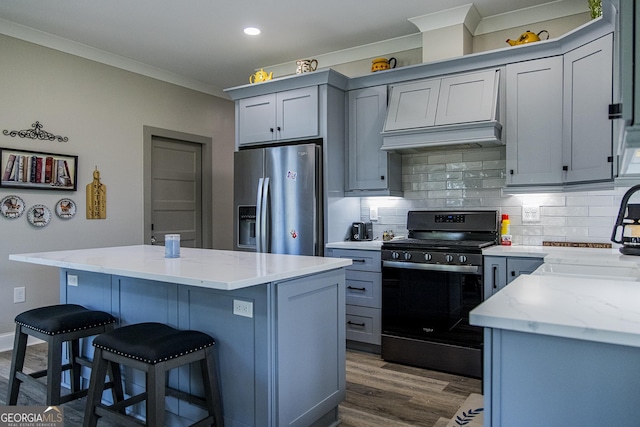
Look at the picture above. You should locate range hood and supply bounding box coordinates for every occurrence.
[617,0,640,175]
[380,68,502,152]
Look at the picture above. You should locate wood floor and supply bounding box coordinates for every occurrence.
[0,343,481,426]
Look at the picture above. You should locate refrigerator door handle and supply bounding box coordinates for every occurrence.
[256,178,264,253]
[261,177,270,252]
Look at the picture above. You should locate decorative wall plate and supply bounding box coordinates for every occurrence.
[27,204,51,227]
[55,198,76,219]
[1,195,25,219]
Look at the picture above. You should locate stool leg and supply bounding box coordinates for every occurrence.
[83,348,109,427]
[203,347,224,427]
[107,361,125,411]
[147,363,166,427]
[8,325,28,405]
[70,338,82,394]
[47,335,64,405]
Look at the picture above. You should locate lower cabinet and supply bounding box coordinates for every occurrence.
[332,248,382,351]
[484,255,543,298]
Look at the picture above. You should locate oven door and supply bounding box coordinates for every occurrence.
[381,261,484,377]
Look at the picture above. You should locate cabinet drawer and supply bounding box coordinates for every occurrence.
[332,249,381,273]
[346,305,381,345]
[345,270,381,308]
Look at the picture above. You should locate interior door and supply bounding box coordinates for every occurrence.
[149,136,202,248]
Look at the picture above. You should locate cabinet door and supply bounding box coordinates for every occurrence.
[347,86,389,190]
[435,69,499,126]
[563,34,613,183]
[483,256,507,298]
[276,86,319,141]
[505,57,563,185]
[238,93,277,145]
[332,249,381,273]
[384,78,440,131]
[506,257,544,284]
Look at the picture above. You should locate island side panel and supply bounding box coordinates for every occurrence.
[489,329,640,426]
[276,268,346,427]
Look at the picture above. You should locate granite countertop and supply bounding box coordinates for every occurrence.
[9,245,352,291]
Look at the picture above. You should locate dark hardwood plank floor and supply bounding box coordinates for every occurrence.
[0,344,481,426]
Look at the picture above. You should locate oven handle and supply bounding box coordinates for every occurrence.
[383,261,480,274]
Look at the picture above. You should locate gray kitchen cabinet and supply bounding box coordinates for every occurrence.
[562,33,613,183]
[484,255,543,298]
[346,86,402,196]
[332,248,382,352]
[505,56,564,186]
[383,68,499,132]
[506,34,613,188]
[237,86,319,145]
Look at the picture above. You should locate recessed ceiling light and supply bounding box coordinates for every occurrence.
[244,27,261,36]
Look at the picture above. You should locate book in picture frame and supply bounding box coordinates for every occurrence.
[0,148,78,191]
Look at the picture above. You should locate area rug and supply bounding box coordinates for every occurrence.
[446,393,484,427]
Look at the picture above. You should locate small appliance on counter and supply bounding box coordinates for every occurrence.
[612,184,640,255]
[351,221,373,241]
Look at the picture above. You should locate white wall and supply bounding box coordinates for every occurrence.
[0,34,235,337]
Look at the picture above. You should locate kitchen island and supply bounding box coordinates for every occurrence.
[471,260,640,427]
[10,245,352,427]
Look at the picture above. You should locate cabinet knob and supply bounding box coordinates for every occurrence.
[270,128,274,133]
[380,175,385,180]
[562,165,569,171]
[509,169,514,175]
[277,126,281,131]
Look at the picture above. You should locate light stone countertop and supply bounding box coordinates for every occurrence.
[472,245,640,348]
[326,240,384,251]
[9,245,352,291]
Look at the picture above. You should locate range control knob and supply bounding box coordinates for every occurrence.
[423,253,432,261]
[404,252,412,261]
[459,255,467,263]
[391,251,400,260]
[445,254,454,263]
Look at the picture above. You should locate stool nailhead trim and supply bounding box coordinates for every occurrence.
[93,342,215,365]
[15,319,116,336]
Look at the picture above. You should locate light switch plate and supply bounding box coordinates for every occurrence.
[369,207,378,221]
[523,205,541,222]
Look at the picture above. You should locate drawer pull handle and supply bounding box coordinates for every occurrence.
[352,259,366,263]
[347,321,366,327]
[347,286,366,291]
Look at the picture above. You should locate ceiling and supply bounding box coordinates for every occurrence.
[0,0,585,97]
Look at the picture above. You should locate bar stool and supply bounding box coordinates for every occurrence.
[8,303,118,405]
[84,322,224,427]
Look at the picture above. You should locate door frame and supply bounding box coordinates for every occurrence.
[143,126,213,248]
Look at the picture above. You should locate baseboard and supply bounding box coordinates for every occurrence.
[0,331,45,353]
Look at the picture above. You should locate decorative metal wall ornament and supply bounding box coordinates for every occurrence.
[2,121,69,142]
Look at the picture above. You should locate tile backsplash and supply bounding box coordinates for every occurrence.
[360,146,634,246]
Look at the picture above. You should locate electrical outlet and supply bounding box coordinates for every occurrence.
[523,205,541,222]
[14,287,25,303]
[67,274,78,286]
[369,207,378,221]
[233,299,253,318]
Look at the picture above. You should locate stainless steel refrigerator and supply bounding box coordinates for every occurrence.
[234,142,323,256]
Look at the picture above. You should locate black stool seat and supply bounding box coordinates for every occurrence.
[16,303,116,335]
[93,322,214,364]
[84,322,224,427]
[8,304,118,406]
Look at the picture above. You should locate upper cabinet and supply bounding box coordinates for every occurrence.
[237,86,319,146]
[505,34,613,189]
[346,86,402,196]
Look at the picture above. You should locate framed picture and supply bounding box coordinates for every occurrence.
[0,148,78,191]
